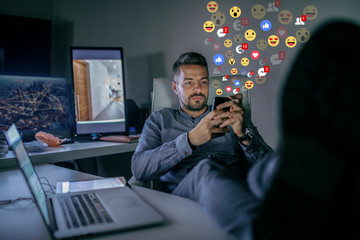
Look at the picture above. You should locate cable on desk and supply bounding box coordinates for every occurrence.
[0,197,34,207]
[39,176,56,194]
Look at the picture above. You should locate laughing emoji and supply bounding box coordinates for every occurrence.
[303,5,318,20]
[216,88,223,95]
[285,36,297,48]
[203,21,215,32]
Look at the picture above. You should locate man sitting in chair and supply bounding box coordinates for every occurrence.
[131,52,273,193]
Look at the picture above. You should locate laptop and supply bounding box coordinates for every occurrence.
[4,124,164,239]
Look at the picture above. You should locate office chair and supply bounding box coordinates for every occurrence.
[129,75,251,190]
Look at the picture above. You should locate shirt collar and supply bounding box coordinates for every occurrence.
[178,105,210,120]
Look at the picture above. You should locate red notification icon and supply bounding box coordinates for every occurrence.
[264,66,270,73]
[263,58,268,63]
[278,51,286,60]
[301,15,306,22]
[241,18,249,26]
[274,0,281,7]
[242,43,248,50]
[225,75,229,79]
[209,37,214,42]
[250,71,255,76]
[223,26,229,34]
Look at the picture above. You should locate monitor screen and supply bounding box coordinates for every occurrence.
[70,47,127,136]
[0,75,75,142]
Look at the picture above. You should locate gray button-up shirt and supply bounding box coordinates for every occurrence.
[131,107,273,191]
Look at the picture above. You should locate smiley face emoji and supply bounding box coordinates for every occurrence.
[211,11,226,26]
[230,6,241,18]
[257,39,267,50]
[255,74,266,84]
[225,50,234,58]
[268,35,279,47]
[244,29,256,41]
[251,4,266,19]
[245,80,254,89]
[285,36,297,48]
[231,68,238,75]
[212,79,221,88]
[216,88,223,95]
[278,10,293,25]
[203,21,215,32]
[207,1,218,13]
[224,39,233,48]
[303,5,318,20]
[296,28,310,43]
[241,57,249,66]
[234,34,242,43]
[229,58,235,65]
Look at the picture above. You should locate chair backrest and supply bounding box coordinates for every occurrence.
[151,75,251,114]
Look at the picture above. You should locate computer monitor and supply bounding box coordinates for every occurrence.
[70,47,127,137]
[0,75,75,142]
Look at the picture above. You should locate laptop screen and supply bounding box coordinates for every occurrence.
[4,124,50,225]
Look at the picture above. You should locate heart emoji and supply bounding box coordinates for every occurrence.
[251,50,260,60]
[226,86,232,92]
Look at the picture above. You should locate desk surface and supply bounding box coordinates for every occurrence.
[0,164,235,240]
[0,141,138,169]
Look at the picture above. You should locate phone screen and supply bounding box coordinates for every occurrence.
[211,97,231,111]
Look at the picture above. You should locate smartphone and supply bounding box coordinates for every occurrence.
[212,97,231,111]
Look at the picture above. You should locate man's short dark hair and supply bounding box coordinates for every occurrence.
[173,52,208,76]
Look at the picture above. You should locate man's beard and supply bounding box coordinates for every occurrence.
[182,93,208,111]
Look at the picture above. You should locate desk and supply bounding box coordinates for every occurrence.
[0,164,235,240]
[0,141,138,169]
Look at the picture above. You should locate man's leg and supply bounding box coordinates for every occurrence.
[173,159,261,240]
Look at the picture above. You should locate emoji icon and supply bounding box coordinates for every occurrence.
[241,58,249,66]
[247,72,252,77]
[224,39,233,48]
[222,76,227,81]
[303,5,318,20]
[278,51,286,60]
[234,34,242,43]
[234,80,240,86]
[278,10,293,25]
[230,6,241,18]
[245,80,254,89]
[217,28,226,38]
[239,69,248,76]
[233,20,243,31]
[223,26,229,33]
[207,1,218,13]
[231,68,238,75]
[235,45,244,54]
[264,66,270,72]
[285,36,297,48]
[212,11,226,26]
[216,88,223,95]
[255,74,266,84]
[204,38,211,45]
[231,77,239,84]
[225,50,234,58]
[259,59,265,66]
[258,67,267,77]
[257,39,267,50]
[229,58,235,65]
[268,35,279,47]
[270,53,282,65]
[251,4,266,19]
[276,26,288,39]
[226,86,232,92]
[233,88,240,94]
[213,54,224,65]
[204,21,215,32]
[244,29,256,41]
[296,28,310,43]
[241,18,249,26]
[260,20,272,31]
[295,17,305,26]
[251,50,260,60]
[212,43,220,51]
[212,79,220,88]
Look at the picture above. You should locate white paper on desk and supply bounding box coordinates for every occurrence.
[56,177,126,194]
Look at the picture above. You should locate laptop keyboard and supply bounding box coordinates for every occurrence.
[59,193,113,229]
